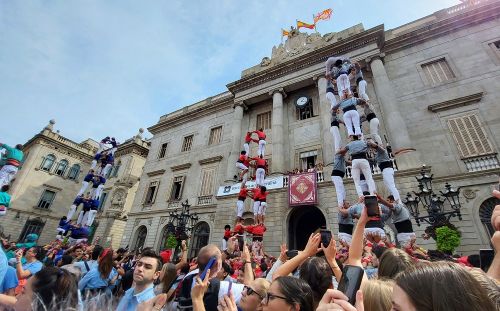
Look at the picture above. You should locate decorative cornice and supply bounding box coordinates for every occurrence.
[226,24,385,95]
[24,134,94,161]
[427,92,483,112]
[384,1,500,54]
[146,169,166,177]
[171,163,192,172]
[199,156,223,165]
[148,94,234,134]
[114,140,150,158]
[42,184,63,191]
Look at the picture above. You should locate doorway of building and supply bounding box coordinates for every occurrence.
[288,206,326,250]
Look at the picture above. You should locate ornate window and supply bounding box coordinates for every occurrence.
[208,126,223,145]
[169,176,185,201]
[67,164,81,180]
[37,190,56,209]
[189,222,210,258]
[143,181,160,205]
[40,154,56,172]
[55,160,69,176]
[111,161,121,178]
[256,111,272,130]
[181,135,194,152]
[479,197,500,238]
[447,114,494,159]
[133,226,148,251]
[158,143,168,159]
[421,58,455,85]
[19,218,45,242]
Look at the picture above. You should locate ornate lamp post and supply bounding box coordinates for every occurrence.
[166,199,199,257]
[403,166,462,226]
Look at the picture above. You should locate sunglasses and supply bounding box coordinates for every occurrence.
[243,286,264,300]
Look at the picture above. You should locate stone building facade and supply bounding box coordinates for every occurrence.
[121,0,500,256]
[2,121,149,246]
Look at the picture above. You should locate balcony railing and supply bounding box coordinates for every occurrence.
[197,195,213,206]
[168,201,180,209]
[463,154,500,172]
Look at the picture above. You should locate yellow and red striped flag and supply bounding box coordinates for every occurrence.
[296,20,315,30]
[313,8,333,24]
[282,28,290,37]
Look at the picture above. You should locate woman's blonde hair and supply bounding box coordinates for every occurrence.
[361,279,394,311]
[252,278,271,298]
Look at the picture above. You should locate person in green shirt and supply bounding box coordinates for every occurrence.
[0,185,11,216]
[0,144,23,187]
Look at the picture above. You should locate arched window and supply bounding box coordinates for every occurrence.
[189,222,210,258]
[158,224,175,251]
[67,164,81,180]
[133,226,148,251]
[55,160,69,176]
[479,197,500,238]
[40,154,56,172]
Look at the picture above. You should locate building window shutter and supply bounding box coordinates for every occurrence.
[447,114,494,159]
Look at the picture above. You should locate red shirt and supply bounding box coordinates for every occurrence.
[238,188,248,200]
[245,225,255,234]
[252,188,261,200]
[252,225,267,236]
[258,191,268,201]
[255,158,266,168]
[234,224,245,234]
[224,229,232,239]
[244,133,253,143]
[238,154,250,167]
[159,249,172,264]
[256,130,266,140]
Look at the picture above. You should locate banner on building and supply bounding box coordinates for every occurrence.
[288,172,317,206]
[217,176,284,197]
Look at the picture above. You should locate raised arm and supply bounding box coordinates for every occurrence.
[175,240,188,270]
[242,243,254,285]
[376,194,394,209]
[273,233,321,280]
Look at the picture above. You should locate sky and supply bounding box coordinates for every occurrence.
[0,0,460,146]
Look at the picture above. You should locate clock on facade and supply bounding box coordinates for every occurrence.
[296,96,309,108]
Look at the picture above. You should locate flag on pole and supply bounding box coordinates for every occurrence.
[296,20,315,30]
[282,28,290,37]
[313,8,333,24]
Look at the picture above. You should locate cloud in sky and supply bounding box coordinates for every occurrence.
[0,0,459,146]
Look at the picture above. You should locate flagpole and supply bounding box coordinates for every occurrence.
[313,14,318,33]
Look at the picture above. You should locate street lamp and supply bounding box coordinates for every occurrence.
[167,199,199,240]
[403,166,462,226]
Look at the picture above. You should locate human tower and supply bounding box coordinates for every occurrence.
[230,56,417,250]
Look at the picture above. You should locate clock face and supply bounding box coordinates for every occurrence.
[296,96,309,107]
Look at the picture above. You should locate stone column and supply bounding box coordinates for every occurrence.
[317,76,334,166]
[270,89,286,173]
[369,55,420,169]
[226,102,245,180]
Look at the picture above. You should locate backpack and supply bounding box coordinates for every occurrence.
[176,273,220,311]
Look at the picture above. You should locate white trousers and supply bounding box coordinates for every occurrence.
[243,143,250,155]
[343,110,361,136]
[236,163,248,170]
[330,126,341,154]
[326,92,337,110]
[253,201,260,215]
[358,80,369,101]
[369,118,383,146]
[90,159,98,170]
[236,200,244,217]
[77,181,89,197]
[351,159,376,196]
[69,237,87,246]
[255,168,265,186]
[67,204,77,220]
[0,165,18,187]
[101,164,112,177]
[92,185,104,200]
[336,74,351,96]
[77,211,85,225]
[331,176,345,206]
[85,210,98,226]
[382,167,400,202]
[258,140,266,157]
[258,202,267,215]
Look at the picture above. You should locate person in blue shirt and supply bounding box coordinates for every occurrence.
[0,143,23,188]
[89,175,106,201]
[79,248,118,297]
[0,266,18,295]
[116,249,162,311]
[83,199,100,227]
[76,197,93,226]
[68,225,90,245]
[14,246,45,295]
[74,245,103,278]
[101,152,115,177]
[0,185,11,216]
[56,216,71,239]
